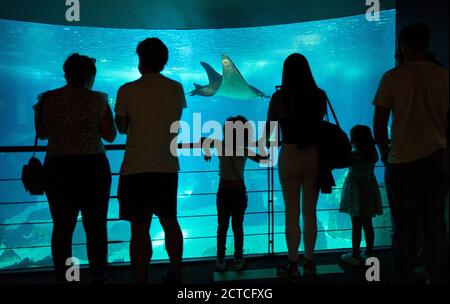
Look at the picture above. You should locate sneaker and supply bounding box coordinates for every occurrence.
[233,259,245,271]
[303,260,317,282]
[341,252,362,266]
[216,258,226,271]
[277,263,301,282]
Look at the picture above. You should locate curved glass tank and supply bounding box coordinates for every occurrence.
[0,10,395,270]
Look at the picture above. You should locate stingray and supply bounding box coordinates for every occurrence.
[189,54,269,100]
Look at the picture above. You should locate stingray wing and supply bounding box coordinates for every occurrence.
[200,62,222,85]
[249,85,269,98]
[217,56,258,100]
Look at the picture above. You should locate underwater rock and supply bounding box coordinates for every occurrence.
[26,208,51,222]
[0,249,21,265]
[34,256,53,267]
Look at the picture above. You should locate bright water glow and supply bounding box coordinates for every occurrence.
[0,10,395,270]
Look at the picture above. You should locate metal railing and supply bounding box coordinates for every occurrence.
[0,144,392,271]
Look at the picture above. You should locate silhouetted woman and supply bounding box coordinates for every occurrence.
[266,53,326,282]
[34,54,116,283]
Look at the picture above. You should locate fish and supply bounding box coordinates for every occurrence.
[189,55,269,100]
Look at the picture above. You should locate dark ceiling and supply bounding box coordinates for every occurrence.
[0,0,395,29]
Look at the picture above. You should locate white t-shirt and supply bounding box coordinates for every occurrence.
[373,61,448,164]
[115,73,186,175]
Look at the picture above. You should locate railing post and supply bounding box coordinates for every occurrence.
[267,159,275,257]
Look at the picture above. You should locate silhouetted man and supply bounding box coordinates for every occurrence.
[115,38,186,284]
[373,23,449,283]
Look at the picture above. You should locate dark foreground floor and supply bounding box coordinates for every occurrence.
[0,249,393,284]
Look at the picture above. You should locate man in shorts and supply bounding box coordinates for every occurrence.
[115,38,186,284]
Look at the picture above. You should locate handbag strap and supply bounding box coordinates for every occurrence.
[32,134,38,157]
[33,95,45,157]
[325,96,341,129]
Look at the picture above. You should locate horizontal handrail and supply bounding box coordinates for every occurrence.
[0,184,387,206]
[0,168,271,182]
[0,144,125,153]
[0,226,393,252]
[0,206,391,227]
[0,144,387,168]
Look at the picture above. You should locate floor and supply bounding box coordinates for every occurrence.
[0,249,393,284]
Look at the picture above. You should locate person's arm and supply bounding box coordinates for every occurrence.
[373,106,391,163]
[179,83,187,109]
[263,93,280,147]
[372,72,393,164]
[202,138,219,161]
[114,87,129,135]
[115,116,129,135]
[34,94,48,140]
[177,137,207,149]
[177,137,217,161]
[246,148,270,163]
[99,97,117,143]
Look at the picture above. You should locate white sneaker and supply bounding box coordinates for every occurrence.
[216,258,226,271]
[341,252,362,266]
[233,259,245,271]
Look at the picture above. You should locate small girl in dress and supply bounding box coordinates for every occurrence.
[340,125,383,265]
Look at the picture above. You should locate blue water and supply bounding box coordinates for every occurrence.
[0,10,395,269]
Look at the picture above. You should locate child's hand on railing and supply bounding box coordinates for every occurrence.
[260,153,271,160]
[204,155,212,162]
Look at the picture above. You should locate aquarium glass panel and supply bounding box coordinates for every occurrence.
[0,9,395,270]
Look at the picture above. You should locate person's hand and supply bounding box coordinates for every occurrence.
[381,144,390,166]
[204,155,212,162]
[261,153,271,160]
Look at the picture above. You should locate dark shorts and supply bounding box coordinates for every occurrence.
[118,172,178,222]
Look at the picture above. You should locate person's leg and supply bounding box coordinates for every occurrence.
[130,220,152,284]
[80,154,111,282]
[81,199,109,280]
[302,177,320,262]
[49,204,79,282]
[216,193,231,260]
[362,217,375,253]
[385,162,420,283]
[231,198,247,260]
[277,145,302,279]
[45,158,79,283]
[351,217,363,257]
[159,216,183,277]
[420,151,449,283]
[282,179,301,263]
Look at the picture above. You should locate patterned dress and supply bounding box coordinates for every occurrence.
[36,86,109,157]
[339,150,383,218]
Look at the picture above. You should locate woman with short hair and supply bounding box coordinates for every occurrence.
[34,53,117,283]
